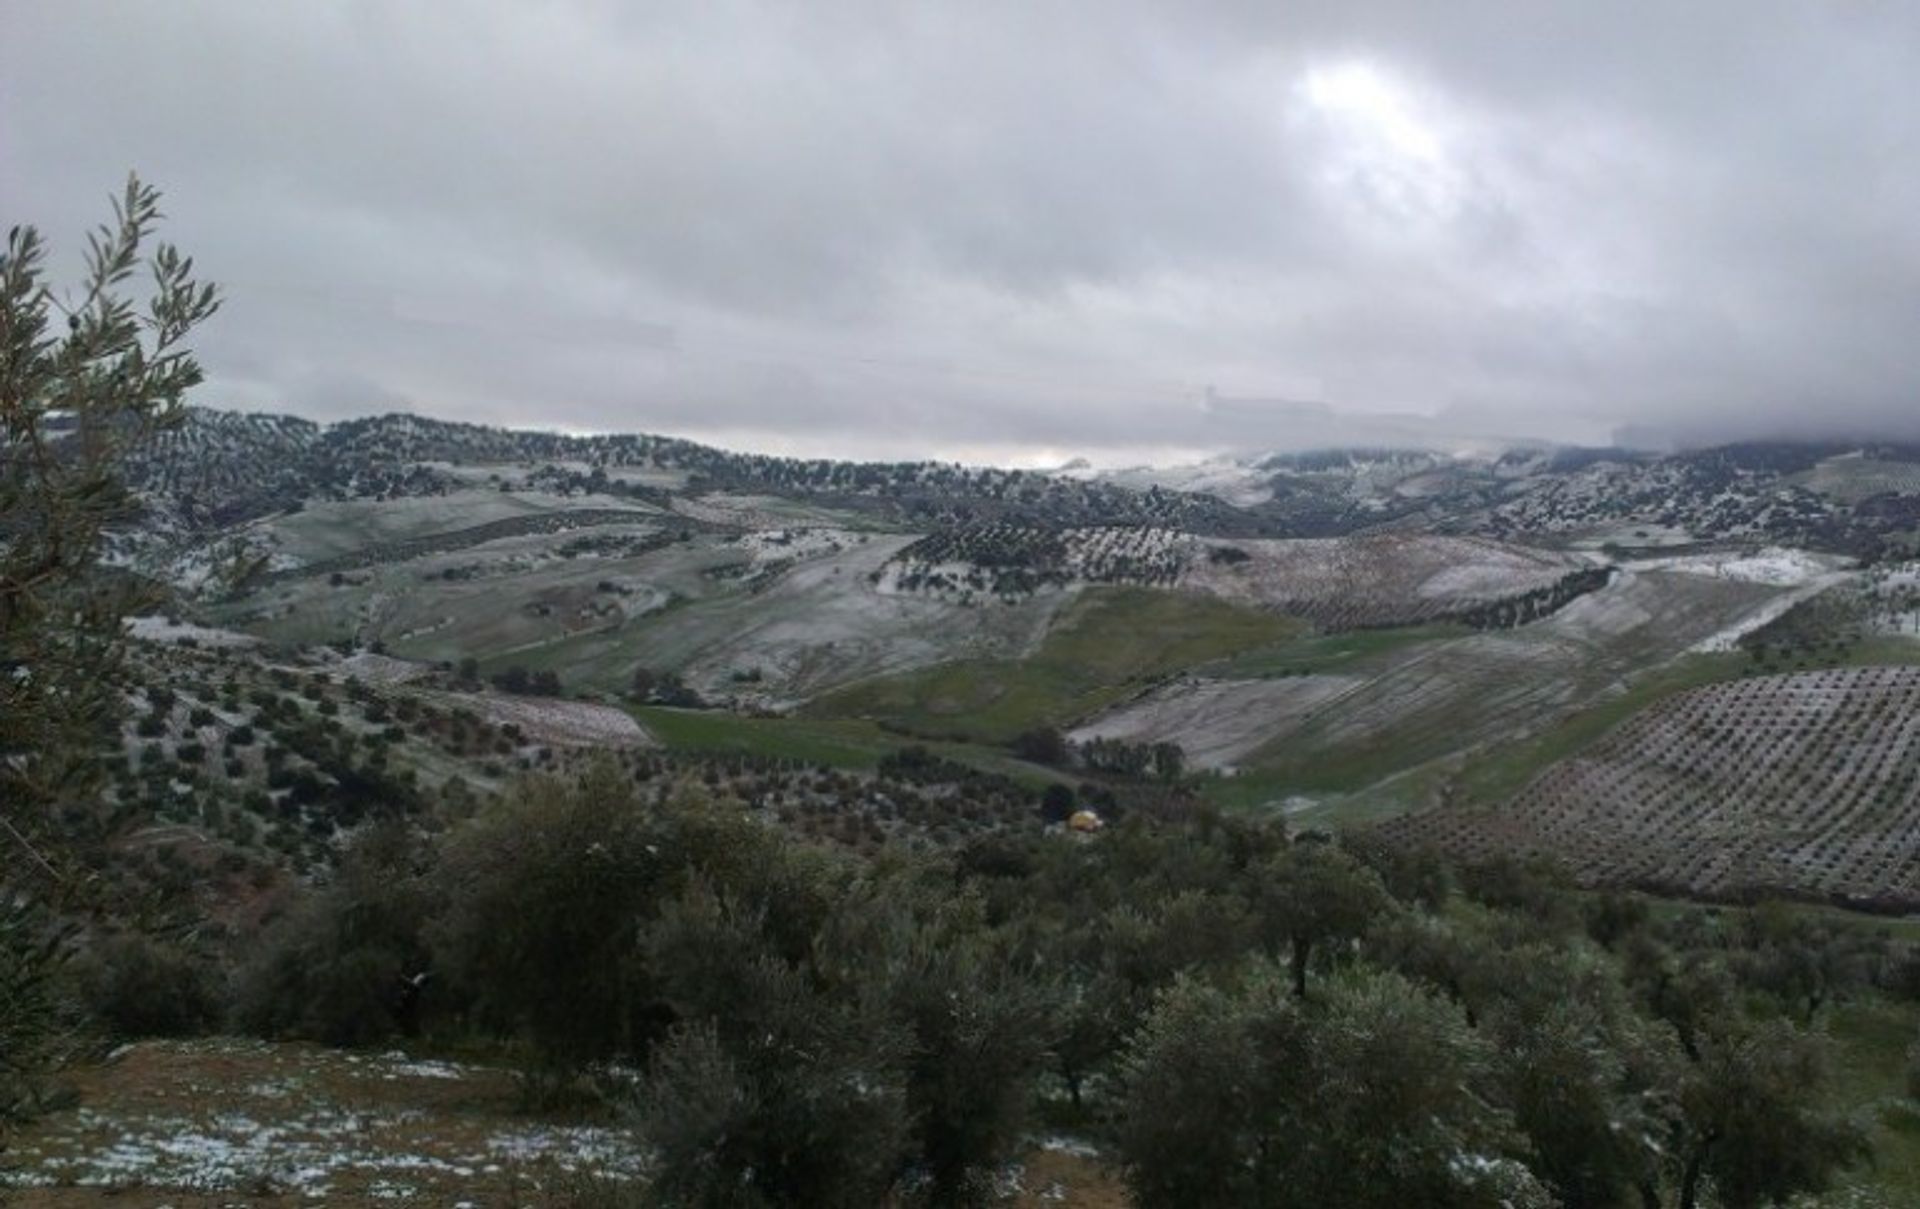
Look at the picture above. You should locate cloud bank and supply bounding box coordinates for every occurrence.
[5,1,1919,461]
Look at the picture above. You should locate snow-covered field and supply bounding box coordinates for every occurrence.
[442,691,655,748]
[266,491,655,565]
[728,526,866,564]
[1069,675,1364,771]
[1066,454,1278,507]
[1183,534,1588,626]
[1607,549,1857,653]
[1629,545,1850,586]
[1,1039,1121,1206]
[330,651,435,685]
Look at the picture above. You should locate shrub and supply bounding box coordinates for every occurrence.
[232,824,434,1046]
[431,765,689,1071]
[70,933,220,1039]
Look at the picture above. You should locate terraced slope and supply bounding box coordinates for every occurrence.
[1383,665,1920,907]
[1078,560,1810,802]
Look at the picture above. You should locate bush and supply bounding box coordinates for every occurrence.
[1119,965,1550,1209]
[632,884,913,1207]
[232,825,434,1046]
[70,933,220,1039]
[431,765,689,1071]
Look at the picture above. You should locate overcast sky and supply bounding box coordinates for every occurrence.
[5,1,1919,463]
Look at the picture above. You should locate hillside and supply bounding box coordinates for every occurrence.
[106,407,1920,837]
[1383,665,1920,909]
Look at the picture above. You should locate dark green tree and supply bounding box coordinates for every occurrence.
[1256,841,1394,997]
[1670,1018,1866,1209]
[635,877,911,1207]
[1119,964,1553,1209]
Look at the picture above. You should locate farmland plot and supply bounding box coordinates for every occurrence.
[884,528,1601,629]
[1213,566,1799,795]
[1384,665,1920,906]
[1068,674,1362,770]
[431,690,655,747]
[264,489,659,565]
[1182,533,1592,628]
[475,533,1072,704]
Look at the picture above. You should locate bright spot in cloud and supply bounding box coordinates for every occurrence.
[1300,61,1442,161]
[1294,59,1464,224]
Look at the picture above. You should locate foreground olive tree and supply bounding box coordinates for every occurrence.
[0,177,218,1128]
[1,174,219,863]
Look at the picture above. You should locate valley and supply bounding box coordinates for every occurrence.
[105,408,1920,909]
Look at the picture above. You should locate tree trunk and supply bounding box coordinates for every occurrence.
[1678,1139,1713,1209]
[1291,935,1310,998]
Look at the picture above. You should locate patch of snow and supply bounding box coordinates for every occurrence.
[125,615,261,648]
[1687,571,1852,653]
[440,691,655,748]
[1631,546,1848,587]
[728,527,863,564]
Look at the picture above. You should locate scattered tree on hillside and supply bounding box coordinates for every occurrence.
[1256,841,1394,997]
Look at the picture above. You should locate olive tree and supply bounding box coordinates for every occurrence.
[1,177,216,1132]
[2,175,220,864]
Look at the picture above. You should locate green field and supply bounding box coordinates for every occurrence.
[808,587,1308,742]
[632,706,1069,787]
[1198,650,1815,825]
[1197,623,1468,679]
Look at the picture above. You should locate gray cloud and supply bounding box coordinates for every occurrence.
[5,0,1919,461]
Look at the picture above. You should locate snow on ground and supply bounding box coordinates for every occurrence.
[1184,534,1583,623]
[443,692,655,747]
[2,1039,1124,1206]
[1070,675,1364,771]
[1687,573,1852,653]
[330,651,435,685]
[154,536,304,592]
[1069,455,1278,507]
[728,527,865,564]
[671,493,856,529]
[1630,545,1849,586]
[0,1040,650,1201]
[124,615,261,649]
[1607,547,1857,653]
[1564,523,1697,551]
[655,536,1064,705]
